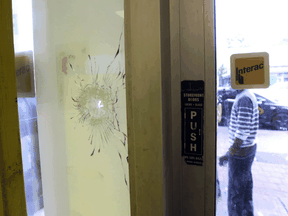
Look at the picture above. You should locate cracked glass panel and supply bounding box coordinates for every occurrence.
[216,0,288,215]
[57,25,129,216]
[32,0,129,215]
[67,31,128,186]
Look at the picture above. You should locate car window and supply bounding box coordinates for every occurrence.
[251,89,278,103]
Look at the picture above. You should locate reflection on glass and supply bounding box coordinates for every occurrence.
[216,0,288,215]
[12,0,33,53]
[18,98,43,216]
[12,0,44,215]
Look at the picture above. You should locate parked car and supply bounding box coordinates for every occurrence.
[253,82,288,106]
[217,87,288,130]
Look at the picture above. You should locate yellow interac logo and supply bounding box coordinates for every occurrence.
[15,51,35,97]
[231,52,269,89]
[235,57,264,85]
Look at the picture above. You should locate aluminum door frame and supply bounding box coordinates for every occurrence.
[169,0,216,215]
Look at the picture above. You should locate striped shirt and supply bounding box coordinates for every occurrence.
[228,90,259,148]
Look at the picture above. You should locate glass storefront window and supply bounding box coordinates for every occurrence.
[216,0,288,215]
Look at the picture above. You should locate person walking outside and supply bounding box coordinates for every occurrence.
[219,89,259,216]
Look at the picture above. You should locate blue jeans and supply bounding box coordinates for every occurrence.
[228,144,257,216]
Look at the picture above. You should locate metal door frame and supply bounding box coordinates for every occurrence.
[125,0,216,215]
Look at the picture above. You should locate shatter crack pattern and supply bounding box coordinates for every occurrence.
[70,30,128,187]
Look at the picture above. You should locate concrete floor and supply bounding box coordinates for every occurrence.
[216,126,288,215]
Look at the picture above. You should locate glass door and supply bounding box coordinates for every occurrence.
[216,0,288,215]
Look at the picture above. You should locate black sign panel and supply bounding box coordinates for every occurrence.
[181,80,204,166]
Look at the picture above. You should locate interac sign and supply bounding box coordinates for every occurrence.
[15,51,35,97]
[231,52,269,89]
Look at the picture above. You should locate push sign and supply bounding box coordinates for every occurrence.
[231,52,269,89]
[181,81,204,166]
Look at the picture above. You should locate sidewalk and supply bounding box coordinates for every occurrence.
[216,161,288,216]
[216,127,288,215]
